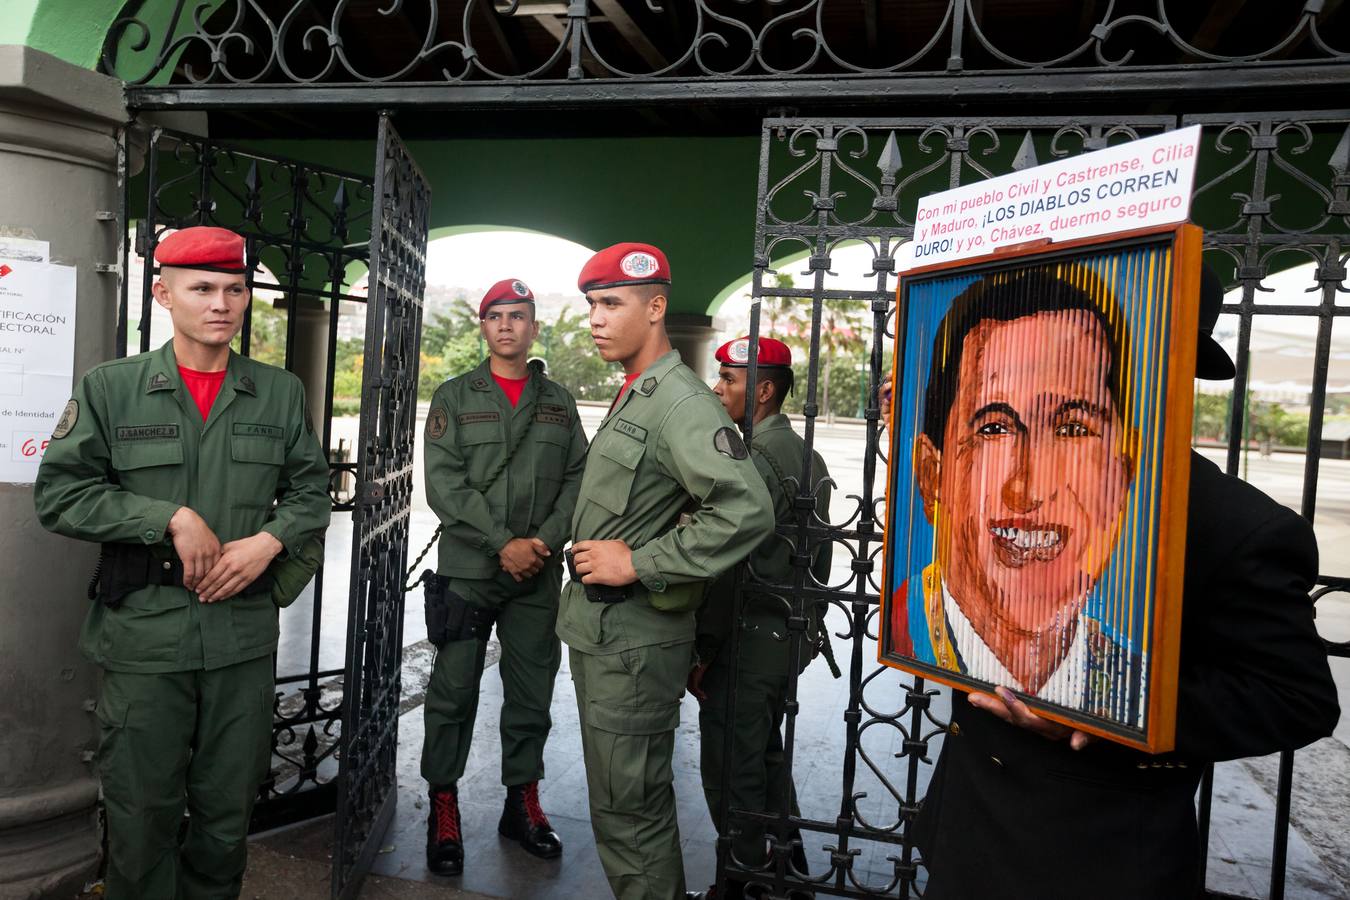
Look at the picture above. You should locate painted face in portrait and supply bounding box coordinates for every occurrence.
[917,307,1135,667]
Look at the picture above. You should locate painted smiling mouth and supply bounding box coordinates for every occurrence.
[988,521,1069,567]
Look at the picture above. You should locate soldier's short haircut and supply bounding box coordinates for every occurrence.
[760,367,794,412]
[920,265,1131,452]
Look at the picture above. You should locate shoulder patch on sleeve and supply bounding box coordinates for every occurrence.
[426,407,449,440]
[52,399,79,439]
[713,426,748,460]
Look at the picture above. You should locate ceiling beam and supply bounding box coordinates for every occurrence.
[590,0,668,70]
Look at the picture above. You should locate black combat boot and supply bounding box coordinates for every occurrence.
[498,781,563,859]
[426,785,464,875]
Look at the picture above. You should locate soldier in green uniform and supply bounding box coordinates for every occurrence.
[690,337,835,900]
[559,243,774,900]
[33,226,331,900]
[421,278,587,876]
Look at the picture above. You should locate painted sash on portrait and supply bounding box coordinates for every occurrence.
[880,224,1202,752]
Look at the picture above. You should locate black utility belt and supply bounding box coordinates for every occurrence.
[90,542,271,609]
[563,549,633,604]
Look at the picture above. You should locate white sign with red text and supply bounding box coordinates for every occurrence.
[898,125,1202,271]
[0,258,76,483]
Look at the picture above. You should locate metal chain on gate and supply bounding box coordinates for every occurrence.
[403,371,547,592]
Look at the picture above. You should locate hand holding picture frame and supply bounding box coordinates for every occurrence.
[879,223,1203,752]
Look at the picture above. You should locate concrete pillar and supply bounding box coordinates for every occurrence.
[0,46,127,899]
[666,312,718,381]
[287,298,330,437]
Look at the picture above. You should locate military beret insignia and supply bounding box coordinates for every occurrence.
[52,399,78,439]
[641,377,657,394]
[426,407,449,440]
[512,279,530,297]
[713,426,748,460]
[147,372,171,391]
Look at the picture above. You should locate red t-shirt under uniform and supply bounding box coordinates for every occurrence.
[492,372,530,408]
[178,366,228,422]
[612,370,643,411]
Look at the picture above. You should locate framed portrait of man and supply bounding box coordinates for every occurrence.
[880,224,1203,752]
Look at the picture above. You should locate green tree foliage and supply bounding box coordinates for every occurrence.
[1192,391,1231,441]
[763,271,872,420]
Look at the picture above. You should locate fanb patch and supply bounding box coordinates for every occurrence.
[233,423,282,439]
[457,411,500,426]
[614,419,648,443]
[641,377,658,394]
[536,403,570,427]
[52,399,79,439]
[304,405,314,434]
[147,372,171,391]
[239,375,257,394]
[427,407,449,440]
[117,424,180,442]
[713,426,748,460]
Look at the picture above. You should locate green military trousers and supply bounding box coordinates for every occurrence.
[421,565,563,789]
[570,640,693,900]
[95,655,274,900]
[698,656,800,871]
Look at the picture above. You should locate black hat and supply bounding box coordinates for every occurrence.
[1196,266,1236,381]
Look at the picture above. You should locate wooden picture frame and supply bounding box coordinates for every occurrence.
[879,224,1203,753]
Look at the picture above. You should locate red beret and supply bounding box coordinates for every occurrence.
[154,226,246,274]
[715,336,793,368]
[479,278,535,318]
[578,242,671,293]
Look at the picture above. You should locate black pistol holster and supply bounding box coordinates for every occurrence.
[563,548,631,604]
[89,543,272,610]
[421,571,497,648]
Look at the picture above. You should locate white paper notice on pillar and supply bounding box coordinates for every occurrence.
[898,125,1202,271]
[0,258,77,483]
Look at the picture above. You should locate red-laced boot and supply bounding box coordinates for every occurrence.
[498,780,563,859]
[426,785,464,875]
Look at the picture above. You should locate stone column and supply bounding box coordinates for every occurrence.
[0,46,127,899]
[666,312,718,381]
[286,298,331,437]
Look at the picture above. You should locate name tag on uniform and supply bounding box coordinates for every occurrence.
[536,403,570,427]
[613,419,647,443]
[233,423,283,439]
[458,412,500,425]
[115,424,179,442]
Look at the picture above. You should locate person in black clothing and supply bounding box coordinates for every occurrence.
[906,266,1340,899]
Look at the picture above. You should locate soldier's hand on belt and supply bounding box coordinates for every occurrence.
[570,540,637,587]
[499,537,547,583]
[195,532,283,603]
[167,506,223,591]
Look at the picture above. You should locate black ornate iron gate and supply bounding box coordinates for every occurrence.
[122,116,431,898]
[723,113,1349,899]
[333,113,430,900]
[123,128,374,828]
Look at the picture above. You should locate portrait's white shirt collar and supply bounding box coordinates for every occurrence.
[942,582,1089,707]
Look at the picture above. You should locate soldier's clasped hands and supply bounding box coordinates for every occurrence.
[499,537,550,582]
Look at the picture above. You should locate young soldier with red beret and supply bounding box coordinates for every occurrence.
[420,278,587,876]
[560,244,774,900]
[33,226,331,899]
[690,337,834,900]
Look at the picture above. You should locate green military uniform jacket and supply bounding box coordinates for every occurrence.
[34,340,331,674]
[424,359,587,578]
[697,413,833,675]
[557,350,775,655]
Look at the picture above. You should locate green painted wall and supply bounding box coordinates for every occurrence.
[255,136,763,316]
[5,0,124,68]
